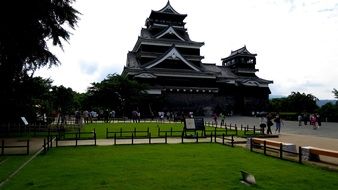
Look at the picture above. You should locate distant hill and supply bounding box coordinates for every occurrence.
[269,95,285,99]
[316,100,337,107]
[269,95,336,107]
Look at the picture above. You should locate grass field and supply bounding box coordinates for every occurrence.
[2,143,338,190]
[79,122,241,139]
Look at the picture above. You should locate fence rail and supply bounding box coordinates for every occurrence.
[1,139,30,155]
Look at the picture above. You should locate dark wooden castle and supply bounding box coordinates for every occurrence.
[122,1,273,116]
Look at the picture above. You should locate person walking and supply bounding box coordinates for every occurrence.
[220,112,225,126]
[266,113,273,135]
[274,114,283,134]
[297,114,302,126]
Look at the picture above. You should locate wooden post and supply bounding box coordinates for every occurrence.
[181,132,184,143]
[165,132,167,144]
[214,131,217,142]
[253,125,256,134]
[47,136,50,150]
[1,139,4,155]
[43,138,46,153]
[298,146,302,164]
[222,133,224,145]
[225,127,228,135]
[280,143,283,159]
[148,132,151,144]
[120,128,122,137]
[134,127,136,137]
[114,133,117,145]
[210,132,213,143]
[250,138,253,152]
[158,127,160,137]
[231,135,234,147]
[264,141,266,155]
[235,127,238,136]
[27,140,30,155]
[106,128,108,138]
[50,136,53,148]
[170,127,173,136]
[94,128,96,146]
[132,133,134,145]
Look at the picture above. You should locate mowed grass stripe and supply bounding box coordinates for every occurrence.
[3,143,338,190]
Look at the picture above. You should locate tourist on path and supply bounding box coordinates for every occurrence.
[274,114,283,134]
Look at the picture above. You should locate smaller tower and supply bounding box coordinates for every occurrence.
[221,46,258,77]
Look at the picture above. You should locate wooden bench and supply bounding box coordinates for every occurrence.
[302,146,338,161]
[248,138,297,156]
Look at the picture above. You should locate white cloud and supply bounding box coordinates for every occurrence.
[35,0,338,99]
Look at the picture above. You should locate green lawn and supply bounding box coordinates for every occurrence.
[2,144,338,190]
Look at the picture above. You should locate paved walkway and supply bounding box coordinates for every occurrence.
[3,116,338,153]
[208,116,338,150]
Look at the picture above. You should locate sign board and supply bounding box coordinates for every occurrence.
[21,117,29,126]
[185,118,196,130]
[184,117,205,130]
[194,117,205,130]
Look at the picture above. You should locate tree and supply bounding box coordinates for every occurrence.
[287,92,318,113]
[86,74,148,117]
[269,92,318,113]
[0,0,79,123]
[333,89,338,100]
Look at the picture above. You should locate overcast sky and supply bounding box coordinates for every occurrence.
[35,0,338,99]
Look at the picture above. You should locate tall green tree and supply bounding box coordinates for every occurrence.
[0,0,79,123]
[269,92,318,113]
[86,74,148,117]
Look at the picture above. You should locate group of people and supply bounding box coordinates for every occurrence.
[73,109,116,124]
[298,113,321,130]
[260,113,283,134]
